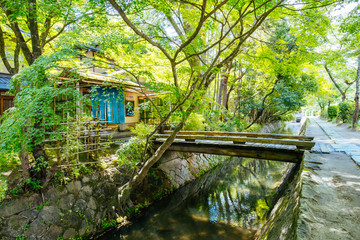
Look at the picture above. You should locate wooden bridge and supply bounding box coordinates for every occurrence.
[153,131,315,163]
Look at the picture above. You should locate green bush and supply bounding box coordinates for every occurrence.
[248,123,263,132]
[184,113,205,131]
[218,120,236,132]
[130,122,155,140]
[338,102,352,123]
[117,123,155,168]
[117,138,147,169]
[327,106,338,120]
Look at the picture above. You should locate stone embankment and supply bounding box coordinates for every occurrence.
[0,152,223,239]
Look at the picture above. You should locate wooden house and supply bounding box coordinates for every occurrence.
[73,46,159,130]
[0,73,14,117]
[59,71,156,131]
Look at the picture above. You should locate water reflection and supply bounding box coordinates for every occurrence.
[101,157,288,240]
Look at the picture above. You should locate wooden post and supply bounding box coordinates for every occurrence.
[0,97,3,115]
[56,140,61,165]
[96,121,100,159]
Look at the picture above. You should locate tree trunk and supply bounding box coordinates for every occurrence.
[20,150,30,179]
[324,64,346,102]
[353,57,360,129]
[222,61,233,110]
[217,74,223,108]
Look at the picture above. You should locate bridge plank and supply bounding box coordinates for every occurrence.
[163,130,314,141]
[155,134,315,150]
[153,141,303,163]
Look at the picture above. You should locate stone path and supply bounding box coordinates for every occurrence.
[311,118,360,166]
[297,117,360,240]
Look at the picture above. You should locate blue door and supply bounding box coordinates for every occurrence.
[91,87,125,124]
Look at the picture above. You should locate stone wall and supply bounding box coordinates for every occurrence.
[254,154,304,240]
[157,152,223,188]
[0,166,131,239]
[0,152,223,239]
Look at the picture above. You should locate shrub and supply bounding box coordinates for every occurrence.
[117,123,155,168]
[218,120,236,132]
[248,123,262,132]
[130,122,155,140]
[338,102,352,123]
[184,113,205,131]
[117,138,147,169]
[327,106,338,120]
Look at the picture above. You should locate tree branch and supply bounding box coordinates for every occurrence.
[107,0,173,61]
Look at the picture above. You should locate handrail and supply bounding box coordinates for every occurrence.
[155,133,315,150]
[163,130,314,141]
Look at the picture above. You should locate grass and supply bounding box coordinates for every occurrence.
[0,175,8,201]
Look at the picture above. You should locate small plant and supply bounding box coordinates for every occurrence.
[248,123,262,132]
[0,176,8,201]
[129,122,155,140]
[9,187,23,196]
[22,224,30,231]
[338,102,352,123]
[101,218,117,229]
[36,204,44,211]
[26,178,43,191]
[53,170,71,185]
[117,137,151,169]
[327,105,338,120]
[183,113,205,131]
[16,234,27,240]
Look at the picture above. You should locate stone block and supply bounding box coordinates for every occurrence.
[7,215,29,237]
[38,206,61,224]
[84,208,96,220]
[48,225,63,239]
[80,185,93,197]
[20,209,39,221]
[74,199,87,213]
[88,197,97,210]
[79,220,89,236]
[82,176,90,184]
[25,219,47,239]
[57,194,75,210]
[63,228,77,239]
[66,181,82,195]
[0,198,29,217]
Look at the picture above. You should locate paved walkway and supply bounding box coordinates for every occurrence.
[297,118,360,240]
[311,117,360,166]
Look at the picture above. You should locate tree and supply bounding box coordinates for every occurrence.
[0,0,104,184]
[340,4,360,128]
[104,0,289,207]
[0,0,94,74]
[104,0,340,207]
[324,63,354,102]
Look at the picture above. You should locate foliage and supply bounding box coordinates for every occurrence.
[101,218,117,229]
[248,124,263,133]
[0,176,7,201]
[117,123,155,168]
[183,113,205,131]
[130,122,155,140]
[338,102,352,123]
[117,137,150,169]
[327,106,338,120]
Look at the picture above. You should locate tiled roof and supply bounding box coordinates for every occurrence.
[0,73,12,90]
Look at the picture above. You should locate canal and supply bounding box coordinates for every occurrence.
[98,122,301,239]
[100,157,290,240]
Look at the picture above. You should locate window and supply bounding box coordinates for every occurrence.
[125,101,135,117]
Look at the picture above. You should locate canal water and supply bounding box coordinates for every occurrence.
[100,157,290,240]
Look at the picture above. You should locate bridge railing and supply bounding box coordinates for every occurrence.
[156,131,315,150]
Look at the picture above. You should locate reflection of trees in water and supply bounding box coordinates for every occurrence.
[105,157,286,240]
[203,158,285,229]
